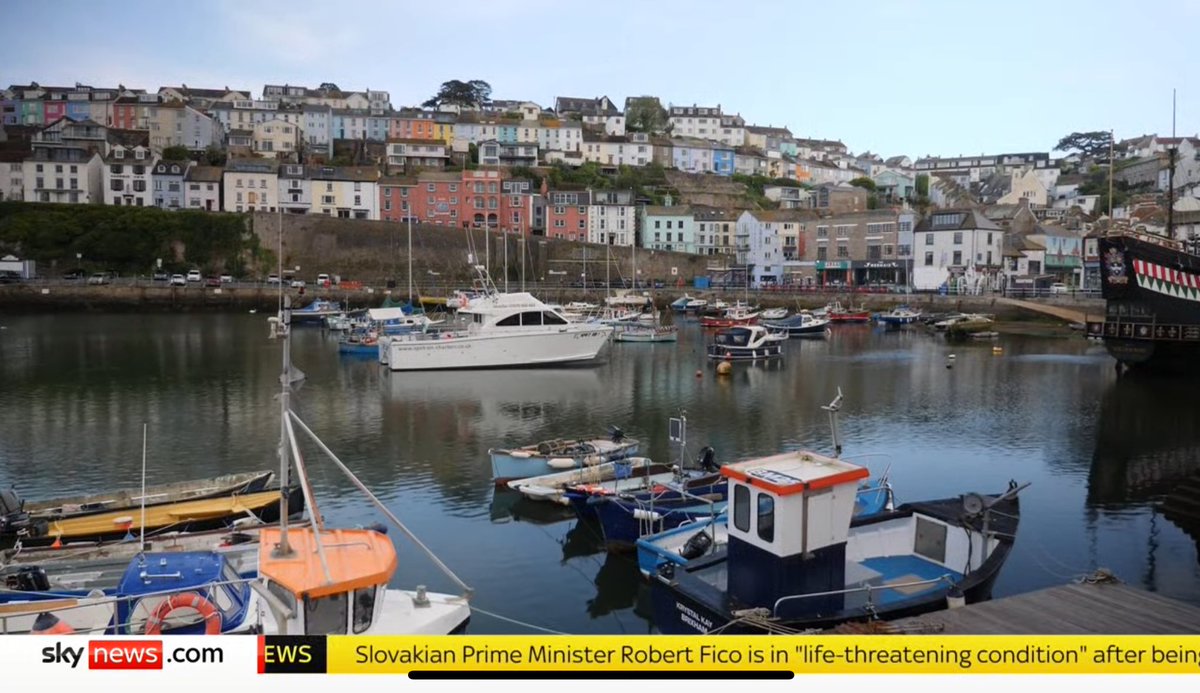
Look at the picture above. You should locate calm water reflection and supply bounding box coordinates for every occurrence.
[1,313,1198,633]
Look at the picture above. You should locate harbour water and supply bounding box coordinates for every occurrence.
[1,313,1199,633]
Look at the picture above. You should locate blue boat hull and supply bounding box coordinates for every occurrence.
[878,315,919,325]
[590,495,727,549]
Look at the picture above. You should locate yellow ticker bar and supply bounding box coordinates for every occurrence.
[324,635,1200,675]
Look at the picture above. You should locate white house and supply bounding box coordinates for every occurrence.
[302,105,333,157]
[587,189,636,246]
[912,209,1004,292]
[386,139,449,170]
[642,201,696,254]
[536,120,583,156]
[667,105,745,146]
[102,144,157,207]
[307,166,379,220]
[253,118,301,159]
[223,158,279,213]
[671,138,715,173]
[736,210,813,287]
[278,163,311,214]
[582,133,654,167]
[184,165,223,211]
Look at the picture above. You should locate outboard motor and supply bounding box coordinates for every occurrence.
[5,566,51,592]
[679,530,714,561]
[696,446,719,473]
[609,427,625,444]
[0,487,44,540]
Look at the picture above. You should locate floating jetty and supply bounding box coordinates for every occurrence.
[871,580,1200,634]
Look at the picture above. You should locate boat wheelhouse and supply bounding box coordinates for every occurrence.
[706,325,783,361]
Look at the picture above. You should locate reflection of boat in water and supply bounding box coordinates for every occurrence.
[488,489,577,525]
[586,551,646,620]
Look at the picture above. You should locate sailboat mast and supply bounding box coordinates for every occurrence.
[274,295,293,558]
[1107,129,1114,221]
[1168,88,1177,239]
[407,215,413,304]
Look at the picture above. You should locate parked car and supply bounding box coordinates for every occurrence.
[1049,282,1069,295]
[316,273,330,287]
[266,274,281,284]
[220,274,233,284]
[62,269,85,280]
[205,276,221,287]
[0,270,22,284]
[290,279,306,289]
[169,274,186,286]
[152,270,169,281]
[186,269,202,282]
[87,272,111,286]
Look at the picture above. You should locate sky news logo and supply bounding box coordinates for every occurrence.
[41,641,224,670]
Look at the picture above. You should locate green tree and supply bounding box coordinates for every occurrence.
[162,145,191,161]
[849,176,877,192]
[204,145,227,166]
[915,173,930,197]
[422,80,492,109]
[1055,131,1113,159]
[625,96,668,134]
[468,143,479,165]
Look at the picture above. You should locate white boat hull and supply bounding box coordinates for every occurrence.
[388,327,612,371]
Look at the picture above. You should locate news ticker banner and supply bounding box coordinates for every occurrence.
[5,635,1200,678]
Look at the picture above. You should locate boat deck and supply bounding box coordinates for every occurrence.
[883,581,1200,634]
[692,554,960,610]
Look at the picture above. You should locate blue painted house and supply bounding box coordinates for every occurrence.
[712,145,735,176]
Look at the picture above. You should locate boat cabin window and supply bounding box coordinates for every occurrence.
[267,580,297,614]
[716,330,750,346]
[352,586,377,634]
[496,311,552,327]
[304,593,348,635]
[757,493,775,543]
[733,484,750,532]
[541,311,567,325]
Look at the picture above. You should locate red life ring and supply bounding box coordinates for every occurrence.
[144,592,221,635]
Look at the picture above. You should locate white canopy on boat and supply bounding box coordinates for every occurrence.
[368,308,408,322]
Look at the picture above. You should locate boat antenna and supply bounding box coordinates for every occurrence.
[277,202,283,318]
[139,422,148,555]
[273,295,294,559]
[821,387,845,457]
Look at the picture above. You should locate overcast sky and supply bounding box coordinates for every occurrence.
[3,0,1195,158]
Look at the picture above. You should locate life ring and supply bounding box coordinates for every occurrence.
[144,592,221,635]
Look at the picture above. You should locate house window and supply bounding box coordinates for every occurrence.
[987,232,993,245]
[868,245,881,260]
[925,252,934,266]
[953,232,963,245]
[884,244,894,256]
[953,250,963,265]
[817,246,827,261]
[578,219,586,229]
[110,165,123,175]
[837,245,849,258]
[427,183,436,192]
[817,225,828,238]
[924,234,933,246]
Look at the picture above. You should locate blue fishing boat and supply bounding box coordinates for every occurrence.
[587,489,728,549]
[0,551,256,634]
[337,329,382,355]
[877,305,922,326]
[763,311,831,338]
[670,295,694,312]
[649,451,1027,634]
[291,299,343,325]
[489,428,641,483]
[636,473,895,578]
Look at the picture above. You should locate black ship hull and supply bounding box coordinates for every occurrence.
[1090,233,1200,373]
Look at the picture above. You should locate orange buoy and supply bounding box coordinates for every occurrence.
[31,612,75,635]
[144,592,222,635]
[50,536,62,549]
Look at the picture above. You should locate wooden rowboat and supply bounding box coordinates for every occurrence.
[24,470,275,521]
[13,487,303,547]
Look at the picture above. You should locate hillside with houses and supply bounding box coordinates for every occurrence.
[2,79,1196,292]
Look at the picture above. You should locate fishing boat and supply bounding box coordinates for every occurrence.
[877,305,922,326]
[291,299,342,325]
[0,551,261,635]
[760,307,789,320]
[490,429,640,483]
[932,313,990,331]
[636,477,895,579]
[506,457,673,505]
[587,488,727,550]
[338,328,383,355]
[18,470,274,523]
[684,297,709,313]
[763,311,831,338]
[386,266,613,371]
[706,325,783,361]
[825,300,871,323]
[615,324,679,343]
[941,315,996,339]
[670,295,695,313]
[649,451,1027,634]
[700,301,760,328]
[6,487,303,548]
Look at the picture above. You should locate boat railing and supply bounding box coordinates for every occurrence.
[769,574,956,618]
[0,574,261,635]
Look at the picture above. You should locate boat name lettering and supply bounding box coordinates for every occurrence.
[675,602,712,633]
[748,469,806,486]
